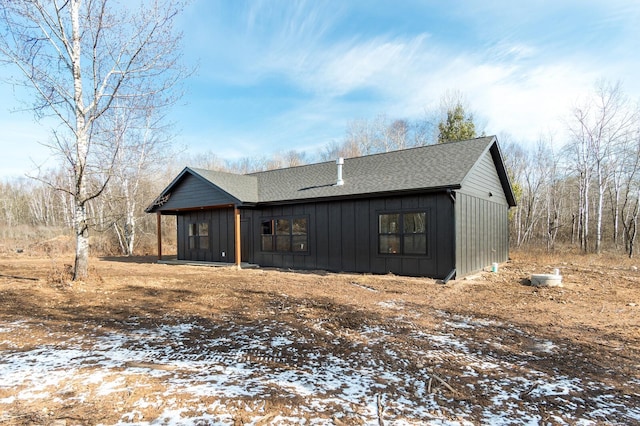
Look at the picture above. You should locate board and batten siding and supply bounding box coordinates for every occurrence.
[157,174,236,212]
[177,208,235,262]
[455,194,509,276]
[243,193,455,278]
[455,148,511,276]
[460,149,509,204]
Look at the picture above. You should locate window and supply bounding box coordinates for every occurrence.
[188,222,209,250]
[402,212,426,254]
[292,217,308,252]
[276,218,291,251]
[379,212,427,255]
[261,216,308,252]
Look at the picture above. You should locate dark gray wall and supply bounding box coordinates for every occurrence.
[455,194,509,276]
[460,148,509,204]
[455,148,511,276]
[159,174,236,211]
[241,193,455,278]
[177,208,235,262]
[170,148,512,278]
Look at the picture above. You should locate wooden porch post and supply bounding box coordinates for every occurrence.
[156,212,162,261]
[234,206,241,269]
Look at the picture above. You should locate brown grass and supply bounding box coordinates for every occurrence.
[0,248,638,424]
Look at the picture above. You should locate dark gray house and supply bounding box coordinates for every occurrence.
[146,136,516,280]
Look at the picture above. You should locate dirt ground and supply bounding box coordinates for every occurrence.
[0,249,638,425]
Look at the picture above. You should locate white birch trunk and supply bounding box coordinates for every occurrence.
[124,177,136,256]
[70,0,90,280]
[595,166,604,254]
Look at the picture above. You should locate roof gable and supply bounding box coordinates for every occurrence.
[250,136,500,203]
[459,139,517,207]
[147,136,516,211]
[145,167,258,212]
[189,168,259,203]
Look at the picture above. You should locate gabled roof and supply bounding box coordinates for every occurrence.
[145,167,258,213]
[189,168,259,203]
[147,136,516,212]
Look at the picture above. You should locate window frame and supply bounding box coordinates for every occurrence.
[260,215,309,253]
[378,210,428,256]
[188,221,210,251]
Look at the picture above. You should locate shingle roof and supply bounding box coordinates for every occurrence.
[188,168,259,203]
[249,136,496,203]
[150,136,514,211]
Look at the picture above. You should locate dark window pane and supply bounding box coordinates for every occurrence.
[261,220,273,235]
[261,235,273,251]
[379,235,400,254]
[189,236,196,250]
[262,217,307,252]
[404,234,426,254]
[404,212,426,233]
[379,214,400,233]
[188,223,196,237]
[276,235,291,251]
[292,235,307,252]
[293,218,307,235]
[276,219,290,235]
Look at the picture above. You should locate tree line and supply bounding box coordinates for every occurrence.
[3,80,639,261]
[0,2,638,281]
[506,81,640,256]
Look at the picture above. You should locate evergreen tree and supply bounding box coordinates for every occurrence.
[437,103,477,143]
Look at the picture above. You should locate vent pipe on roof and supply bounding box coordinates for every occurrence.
[336,157,344,186]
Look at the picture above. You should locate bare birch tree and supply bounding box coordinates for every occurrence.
[104,101,174,256]
[567,81,637,253]
[0,0,186,279]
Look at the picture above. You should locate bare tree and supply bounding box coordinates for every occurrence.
[624,189,640,258]
[567,81,637,253]
[542,139,566,250]
[409,110,438,147]
[345,118,374,155]
[502,140,527,245]
[330,114,424,160]
[319,139,361,161]
[0,0,187,279]
[385,119,409,151]
[106,101,174,256]
[517,141,551,245]
[616,127,640,256]
[282,150,307,168]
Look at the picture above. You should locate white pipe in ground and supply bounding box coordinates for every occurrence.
[530,272,563,287]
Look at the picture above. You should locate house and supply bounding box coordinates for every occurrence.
[146,136,516,280]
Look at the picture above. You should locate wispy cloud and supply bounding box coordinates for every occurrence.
[2,0,639,177]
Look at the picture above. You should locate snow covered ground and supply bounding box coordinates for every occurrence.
[1,306,638,425]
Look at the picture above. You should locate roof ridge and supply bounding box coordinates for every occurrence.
[247,136,496,177]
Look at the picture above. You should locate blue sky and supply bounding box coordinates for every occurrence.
[1,0,639,178]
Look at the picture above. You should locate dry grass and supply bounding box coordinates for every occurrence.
[0,247,638,424]
[0,225,175,258]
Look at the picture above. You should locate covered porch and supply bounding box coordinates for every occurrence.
[152,204,245,268]
[157,255,259,269]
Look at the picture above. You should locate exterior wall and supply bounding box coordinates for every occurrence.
[455,194,509,277]
[177,208,235,262]
[461,148,509,204]
[455,148,511,276]
[241,192,455,278]
[168,148,512,278]
[159,174,235,211]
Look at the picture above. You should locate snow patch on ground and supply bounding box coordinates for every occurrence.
[0,313,637,425]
